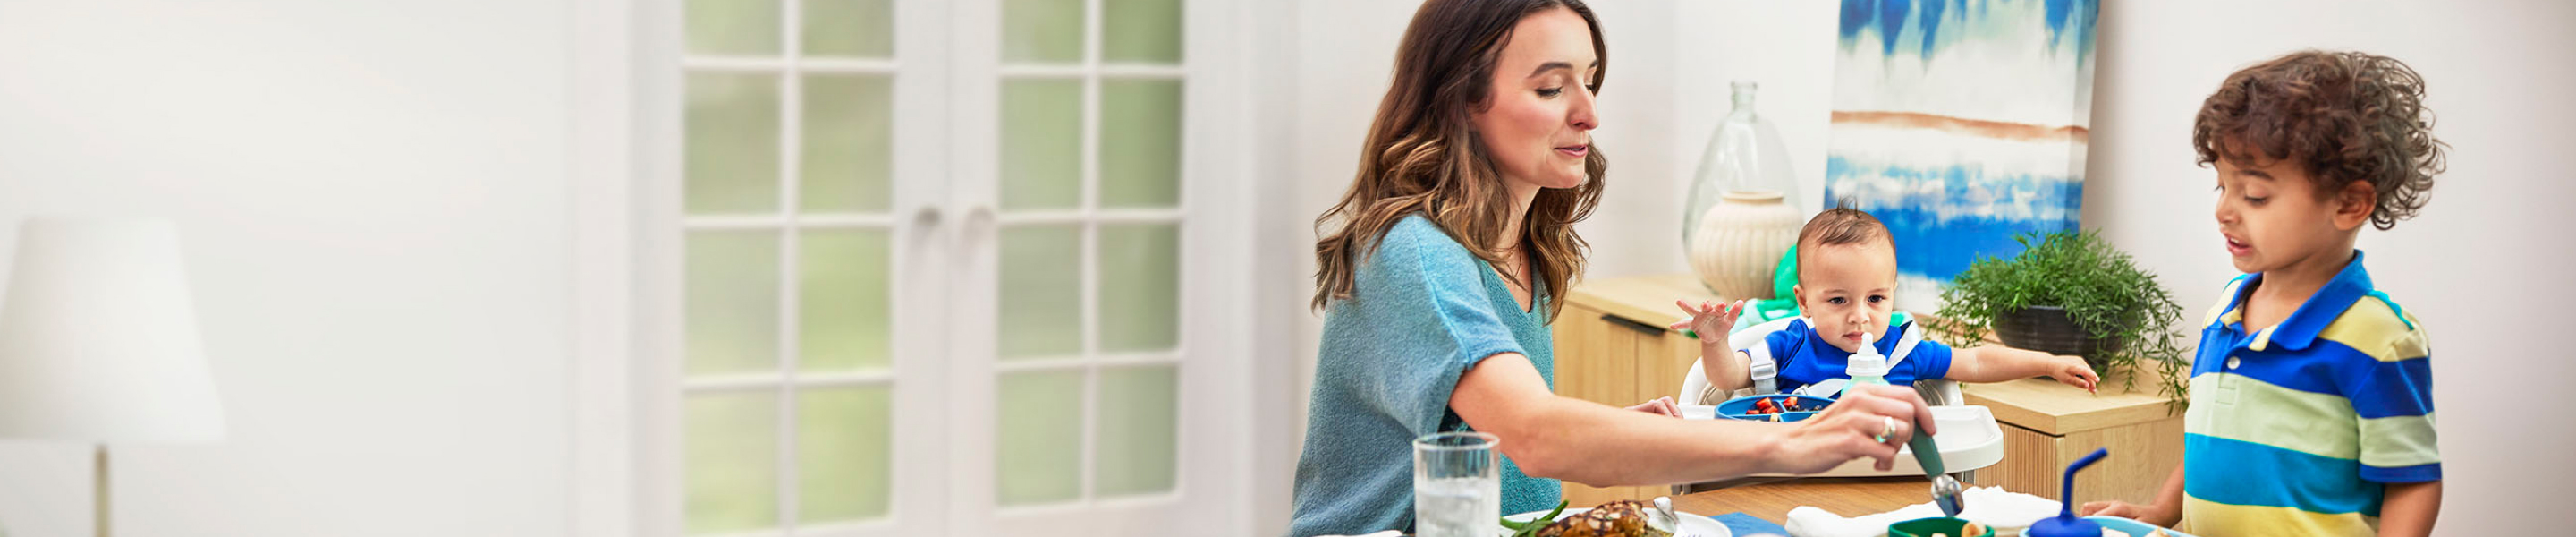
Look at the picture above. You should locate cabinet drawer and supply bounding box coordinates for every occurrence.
[1972,417,2183,503]
[1554,303,1696,408]
[1552,302,1701,504]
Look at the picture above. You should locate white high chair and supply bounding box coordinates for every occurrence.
[1672,311,1985,493]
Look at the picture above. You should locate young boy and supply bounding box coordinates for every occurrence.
[2080,50,2446,536]
[1674,208,2099,404]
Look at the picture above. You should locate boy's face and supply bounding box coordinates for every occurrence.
[2212,151,2374,275]
[1794,239,1898,354]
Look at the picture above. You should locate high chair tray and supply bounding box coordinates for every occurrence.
[1681,404,2004,478]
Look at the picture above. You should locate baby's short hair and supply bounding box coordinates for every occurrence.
[2193,50,2449,230]
[1795,206,1890,281]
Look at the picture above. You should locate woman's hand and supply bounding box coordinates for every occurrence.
[2051,355,2101,392]
[2079,500,2176,527]
[1624,396,1681,418]
[1765,384,1936,474]
[1668,299,1748,340]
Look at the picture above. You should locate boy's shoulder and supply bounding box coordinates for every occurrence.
[2315,291,2428,362]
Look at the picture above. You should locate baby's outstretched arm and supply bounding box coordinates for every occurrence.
[1948,345,2099,391]
[1673,300,1751,396]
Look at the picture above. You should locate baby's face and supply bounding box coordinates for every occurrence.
[1795,240,1899,354]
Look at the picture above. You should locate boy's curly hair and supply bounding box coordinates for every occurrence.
[2192,50,2448,230]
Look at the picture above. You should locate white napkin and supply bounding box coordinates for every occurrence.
[1782,486,2063,537]
[1315,532,1402,537]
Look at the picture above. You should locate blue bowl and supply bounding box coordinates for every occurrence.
[1716,394,1836,422]
[2084,516,2199,537]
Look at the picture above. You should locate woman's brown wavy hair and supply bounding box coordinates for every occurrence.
[2193,50,2448,230]
[1310,0,1608,321]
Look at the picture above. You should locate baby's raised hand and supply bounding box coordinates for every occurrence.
[1668,299,1748,340]
[2053,355,2101,393]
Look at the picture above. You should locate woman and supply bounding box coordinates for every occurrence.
[1287,1,1939,535]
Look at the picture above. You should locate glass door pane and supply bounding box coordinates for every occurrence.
[800,75,894,213]
[1100,0,1180,63]
[1097,223,1178,353]
[1001,0,1084,64]
[685,73,783,215]
[799,229,892,372]
[798,387,894,522]
[999,80,1084,210]
[685,230,781,376]
[996,226,1084,360]
[801,0,894,57]
[1094,364,1178,496]
[995,371,1085,505]
[688,0,784,55]
[685,392,780,534]
[1098,80,1182,209]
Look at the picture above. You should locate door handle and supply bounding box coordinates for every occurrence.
[1603,314,1665,336]
[912,205,944,228]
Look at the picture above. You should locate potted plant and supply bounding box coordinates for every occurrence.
[1923,231,2190,409]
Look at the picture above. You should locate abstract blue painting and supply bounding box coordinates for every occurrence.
[1824,0,2099,311]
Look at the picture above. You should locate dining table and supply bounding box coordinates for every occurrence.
[1669,475,1936,533]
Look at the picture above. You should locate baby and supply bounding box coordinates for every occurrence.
[1677,208,2098,403]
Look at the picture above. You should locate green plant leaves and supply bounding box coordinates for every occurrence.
[1928,230,2192,410]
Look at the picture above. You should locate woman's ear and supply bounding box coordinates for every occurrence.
[2333,180,2377,231]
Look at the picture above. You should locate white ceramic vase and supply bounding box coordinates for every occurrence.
[1689,191,1801,301]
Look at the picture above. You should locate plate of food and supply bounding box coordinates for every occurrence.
[1500,499,1732,537]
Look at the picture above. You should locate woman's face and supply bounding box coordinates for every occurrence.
[1472,7,1599,192]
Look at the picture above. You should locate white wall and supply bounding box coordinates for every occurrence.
[0,1,572,535]
[1274,3,1419,533]
[1266,0,2576,533]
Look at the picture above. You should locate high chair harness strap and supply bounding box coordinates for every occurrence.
[1747,343,1779,396]
[1746,319,1924,396]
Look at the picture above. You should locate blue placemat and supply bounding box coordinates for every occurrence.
[1708,512,1787,536]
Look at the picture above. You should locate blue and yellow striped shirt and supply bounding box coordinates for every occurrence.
[2180,251,2439,536]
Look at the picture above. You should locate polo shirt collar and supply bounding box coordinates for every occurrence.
[2215,250,2376,352]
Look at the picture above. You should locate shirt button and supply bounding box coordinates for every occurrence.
[2225,356,2241,370]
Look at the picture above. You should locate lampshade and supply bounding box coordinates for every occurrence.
[0,217,224,444]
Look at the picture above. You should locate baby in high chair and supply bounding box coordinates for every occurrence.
[1674,208,2099,404]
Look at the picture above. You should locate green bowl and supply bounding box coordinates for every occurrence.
[1888,516,1989,537]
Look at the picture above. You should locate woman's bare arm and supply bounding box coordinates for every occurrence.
[1449,353,1936,487]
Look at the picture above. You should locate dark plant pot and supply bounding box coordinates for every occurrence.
[1994,305,2124,371]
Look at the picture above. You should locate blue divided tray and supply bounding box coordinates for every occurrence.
[1715,394,1836,422]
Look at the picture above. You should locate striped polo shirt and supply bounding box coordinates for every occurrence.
[2180,251,2439,536]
